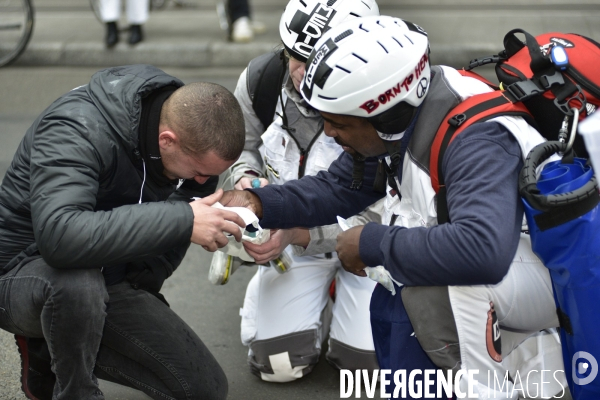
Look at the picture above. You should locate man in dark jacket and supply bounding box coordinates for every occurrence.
[0,65,246,400]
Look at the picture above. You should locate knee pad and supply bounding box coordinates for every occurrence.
[326,338,378,371]
[402,286,461,372]
[248,329,320,383]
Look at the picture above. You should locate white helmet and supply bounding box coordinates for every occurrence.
[279,0,380,63]
[300,16,430,139]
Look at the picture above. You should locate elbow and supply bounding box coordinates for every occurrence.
[37,244,73,269]
[36,232,79,269]
[478,249,513,285]
[483,261,511,285]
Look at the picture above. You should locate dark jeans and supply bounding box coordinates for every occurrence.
[227,0,250,24]
[0,256,227,400]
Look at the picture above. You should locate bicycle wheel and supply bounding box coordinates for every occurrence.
[0,0,34,67]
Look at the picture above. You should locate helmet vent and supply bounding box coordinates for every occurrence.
[349,12,360,17]
[335,65,351,73]
[361,0,371,9]
[352,52,367,63]
[359,23,369,32]
[334,29,353,43]
[404,34,414,45]
[317,95,337,100]
[326,0,337,6]
[299,0,307,6]
[377,41,388,53]
[392,36,403,47]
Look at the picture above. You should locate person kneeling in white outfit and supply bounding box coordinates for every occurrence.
[211,0,382,382]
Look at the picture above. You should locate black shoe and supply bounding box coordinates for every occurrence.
[105,21,119,48]
[15,335,55,400]
[129,24,144,45]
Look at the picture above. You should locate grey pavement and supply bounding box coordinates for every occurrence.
[10,0,600,69]
[0,1,599,399]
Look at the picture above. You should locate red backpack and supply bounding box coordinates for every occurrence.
[469,29,600,158]
[430,29,600,224]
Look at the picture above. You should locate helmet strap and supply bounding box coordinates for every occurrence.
[350,153,366,190]
[368,101,416,141]
[382,140,404,196]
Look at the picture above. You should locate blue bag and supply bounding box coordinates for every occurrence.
[520,140,600,399]
[370,284,448,399]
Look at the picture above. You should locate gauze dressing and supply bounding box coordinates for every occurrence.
[337,216,402,295]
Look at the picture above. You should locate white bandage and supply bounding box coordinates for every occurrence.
[337,216,402,295]
[211,202,270,262]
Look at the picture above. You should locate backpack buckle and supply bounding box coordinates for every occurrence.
[553,84,587,116]
[505,80,545,101]
[466,53,507,71]
[539,72,565,90]
[448,113,467,127]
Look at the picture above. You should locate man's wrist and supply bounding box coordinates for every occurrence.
[290,228,310,248]
[245,189,264,219]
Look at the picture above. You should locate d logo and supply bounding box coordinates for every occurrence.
[572,351,598,386]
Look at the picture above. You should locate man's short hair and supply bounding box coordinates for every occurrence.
[162,82,245,161]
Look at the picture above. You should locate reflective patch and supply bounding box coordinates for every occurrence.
[486,301,502,362]
[288,4,337,59]
[260,352,308,382]
[302,38,338,100]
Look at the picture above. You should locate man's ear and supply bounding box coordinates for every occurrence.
[158,130,177,149]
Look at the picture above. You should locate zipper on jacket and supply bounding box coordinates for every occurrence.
[296,122,325,178]
[277,91,327,179]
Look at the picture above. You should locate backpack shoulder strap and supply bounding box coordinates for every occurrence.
[247,50,287,130]
[430,90,532,224]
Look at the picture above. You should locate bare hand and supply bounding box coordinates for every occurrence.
[243,228,306,264]
[189,189,246,251]
[220,189,264,219]
[234,177,269,190]
[336,226,367,277]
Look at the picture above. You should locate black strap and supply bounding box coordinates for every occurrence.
[503,29,550,74]
[557,307,574,335]
[533,190,599,231]
[436,186,450,225]
[350,153,366,190]
[382,140,406,196]
[372,159,387,194]
[250,50,287,130]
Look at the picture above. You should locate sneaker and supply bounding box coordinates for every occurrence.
[209,252,244,285]
[15,335,55,400]
[231,16,253,43]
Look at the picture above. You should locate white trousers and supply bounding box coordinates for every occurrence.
[240,246,377,381]
[100,0,148,24]
[449,234,567,399]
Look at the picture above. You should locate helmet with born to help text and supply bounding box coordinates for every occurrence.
[279,0,380,64]
[300,15,430,141]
